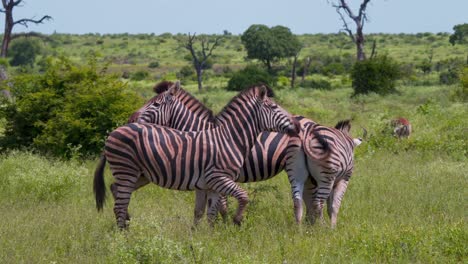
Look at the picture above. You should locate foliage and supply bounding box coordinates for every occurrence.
[301,78,332,90]
[147,61,160,68]
[439,68,459,85]
[177,65,195,79]
[0,54,142,158]
[226,65,275,91]
[449,23,468,45]
[452,66,468,101]
[130,70,149,81]
[351,55,401,96]
[241,24,302,70]
[8,38,42,67]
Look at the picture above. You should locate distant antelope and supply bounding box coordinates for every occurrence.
[391,117,411,139]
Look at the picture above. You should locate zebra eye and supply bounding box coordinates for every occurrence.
[153,103,161,107]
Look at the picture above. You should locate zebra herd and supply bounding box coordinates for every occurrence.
[94,81,363,229]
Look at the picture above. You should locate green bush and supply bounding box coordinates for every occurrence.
[130,70,149,81]
[439,69,459,85]
[301,79,332,90]
[452,66,468,101]
[351,55,401,96]
[177,65,195,79]
[226,65,275,91]
[148,61,160,68]
[8,38,42,67]
[0,55,143,158]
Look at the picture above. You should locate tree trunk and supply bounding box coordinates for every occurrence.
[356,26,366,61]
[290,55,298,88]
[301,57,311,83]
[1,4,14,58]
[196,67,203,91]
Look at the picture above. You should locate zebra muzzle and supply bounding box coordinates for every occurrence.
[286,118,300,136]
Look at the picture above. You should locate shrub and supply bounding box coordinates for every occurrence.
[8,38,42,67]
[439,68,460,85]
[452,66,468,101]
[301,79,332,90]
[148,61,160,68]
[226,65,275,91]
[277,76,290,88]
[0,55,143,158]
[177,65,195,79]
[130,70,149,81]
[351,55,401,96]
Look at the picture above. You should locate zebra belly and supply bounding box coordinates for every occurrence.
[237,132,289,183]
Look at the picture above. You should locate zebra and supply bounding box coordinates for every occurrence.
[289,118,363,228]
[94,84,298,228]
[391,117,412,139]
[128,81,362,227]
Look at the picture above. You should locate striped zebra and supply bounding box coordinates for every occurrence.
[391,117,411,139]
[94,84,297,228]
[292,118,362,228]
[129,81,362,227]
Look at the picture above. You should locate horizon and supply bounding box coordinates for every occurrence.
[9,0,468,36]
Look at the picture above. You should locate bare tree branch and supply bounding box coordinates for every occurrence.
[185,33,222,91]
[14,15,52,27]
[331,0,371,61]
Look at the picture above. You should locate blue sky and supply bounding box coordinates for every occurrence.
[10,0,468,35]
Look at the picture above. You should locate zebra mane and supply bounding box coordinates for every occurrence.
[155,81,216,123]
[153,81,174,94]
[334,119,351,134]
[218,84,274,117]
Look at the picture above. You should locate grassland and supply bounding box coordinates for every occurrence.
[1,31,467,263]
[1,78,466,263]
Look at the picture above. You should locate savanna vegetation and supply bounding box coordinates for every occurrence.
[0,28,467,263]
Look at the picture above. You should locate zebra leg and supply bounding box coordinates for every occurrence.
[193,190,207,226]
[310,179,334,225]
[303,176,318,224]
[218,195,228,223]
[206,191,224,226]
[285,144,309,224]
[327,179,349,229]
[110,175,149,221]
[111,171,140,229]
[206,174,248,225]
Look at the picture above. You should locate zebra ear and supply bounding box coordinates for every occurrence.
[168,81,181,96]
[258,85,268,100]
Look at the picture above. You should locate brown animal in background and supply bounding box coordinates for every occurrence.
[391,117,412,139]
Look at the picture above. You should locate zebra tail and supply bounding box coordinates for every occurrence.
[94,154,107,211]
[312,129,331,159]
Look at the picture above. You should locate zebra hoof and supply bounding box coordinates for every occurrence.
[233,216,243,226]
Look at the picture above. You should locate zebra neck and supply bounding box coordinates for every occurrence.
[216,106,262,159]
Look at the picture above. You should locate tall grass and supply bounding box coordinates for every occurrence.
[0,83,466,263]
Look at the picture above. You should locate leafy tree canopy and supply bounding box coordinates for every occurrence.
[449,23,468,45]
[8,38,42,67]
[241,24,302,70]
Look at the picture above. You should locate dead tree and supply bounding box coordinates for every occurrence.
[331,0,371,61]
[1,0,51,58]
[185,33,221,91]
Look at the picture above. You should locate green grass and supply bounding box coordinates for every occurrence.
[0,150,465,263]
[0,83,466,263]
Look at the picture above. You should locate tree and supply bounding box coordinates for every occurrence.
[8,37,41,66]
[449,23,468,46]
[184,33,221,91]
[0,0,51,58]
[331,0,371,61]
[241,24,302,71]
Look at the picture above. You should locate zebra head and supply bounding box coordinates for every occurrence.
[136,81,182,125]
[254,85,298,136]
